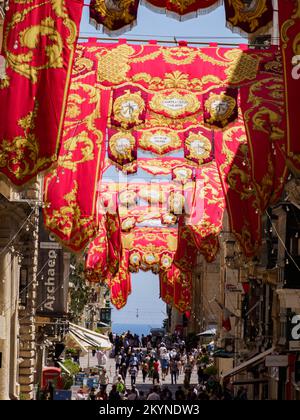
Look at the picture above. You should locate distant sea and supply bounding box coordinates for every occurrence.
[112,324,162,337]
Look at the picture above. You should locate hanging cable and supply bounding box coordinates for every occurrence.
[0,206,36,258]
[266,210,300,273]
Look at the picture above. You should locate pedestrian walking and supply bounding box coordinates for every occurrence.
[170,359,178,385]
[152,359,160,385]
[142,361,149,383]
[129,365,138,387]
[99,368,109,392]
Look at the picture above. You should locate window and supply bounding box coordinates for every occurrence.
[100,308,111,324]
[19,267,28,307]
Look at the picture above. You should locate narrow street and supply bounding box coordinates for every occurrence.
[80,350,199,395]
[1,0,300,403]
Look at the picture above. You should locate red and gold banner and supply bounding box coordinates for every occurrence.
[109,250,132,310]
[46,41,288,267]
[144,0,220,18]
[174,269,192,313]
[0,0,83,186]
[160,264,192,313]
[160,265,175,306]
[224,0,273,35]
[122,227,178,273]
[85,222,108,282]
[89,1,272,35]
[106,209,122,277]
[43,45,110,252]
[90,0,139,35]
[174,217,198,272]
[279,0,300,174]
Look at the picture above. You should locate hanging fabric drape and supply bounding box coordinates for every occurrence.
[0,0,83,186]
[122,227,178,273]
[43,44,110,252]
[143,0,221,18]
[109,250,132,310]
[89,0,273,36]
[43,40,290,312]
[160,264,192,314]
[279,0,300,175]
[90,0,140,34]
[224,0,273,35]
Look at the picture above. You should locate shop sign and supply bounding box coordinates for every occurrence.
[265,355,289,367]
[289,341,300,351]
[36,211,67,317]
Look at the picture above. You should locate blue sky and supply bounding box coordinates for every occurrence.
[80,2,245,326]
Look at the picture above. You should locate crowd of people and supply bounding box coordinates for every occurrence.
[75,330,248,401]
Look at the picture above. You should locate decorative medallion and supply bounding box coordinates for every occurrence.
[130,252,141,268]
[185,132,212,165]
[204,89,238,128]
[172,166,194,183]
[161,254,173,270]
[169,191,185,215]
[121,217,136,232]
[90,0,139,34]
[149,91,200,119]
[98,191,116,214]
[139,130,182,155]
[161,213,178,226]
[108,131,136,165]
[143,253,160,266]
[119,190,137,207]
[112,89,146,129]
[139,187,164,204]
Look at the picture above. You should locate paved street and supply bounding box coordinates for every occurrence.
[80,350,199,395]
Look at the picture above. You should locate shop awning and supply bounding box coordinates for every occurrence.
[222,347,275,379]
[213,349,234,359]
[197,328,217,337]
[65,323,112,354]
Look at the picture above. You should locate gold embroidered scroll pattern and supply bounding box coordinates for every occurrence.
[0,104,54,180]
[3,0,78,84]
[132,71,221,93]
[168,0,198,13]
[227,0,270,33]
[57,131,95,172]
[60,82,103,171]
[47,179,98,249]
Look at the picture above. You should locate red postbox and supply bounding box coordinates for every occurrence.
[42,367,63,390]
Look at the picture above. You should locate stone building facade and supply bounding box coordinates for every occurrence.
[0,179,40,400]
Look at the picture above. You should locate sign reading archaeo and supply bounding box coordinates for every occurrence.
[37,211,66,317]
